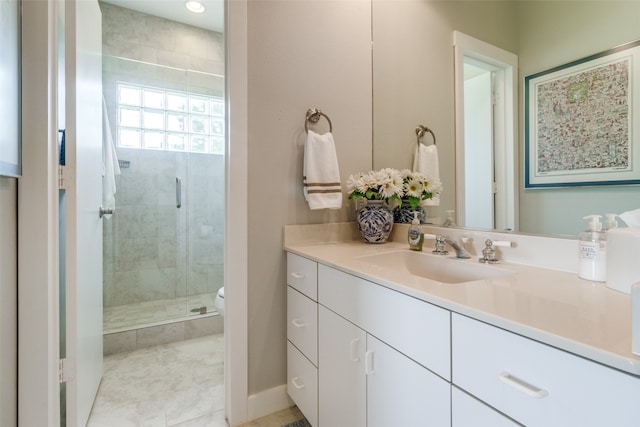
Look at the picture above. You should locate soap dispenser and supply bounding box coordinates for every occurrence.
[408,211,424,251]
[578,214,607,282]
[604,213,618,231]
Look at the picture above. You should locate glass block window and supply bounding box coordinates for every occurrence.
[116,82,224,154]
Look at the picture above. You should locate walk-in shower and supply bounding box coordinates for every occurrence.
[100,2,224,339]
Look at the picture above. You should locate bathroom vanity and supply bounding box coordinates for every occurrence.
[284,223,640,427]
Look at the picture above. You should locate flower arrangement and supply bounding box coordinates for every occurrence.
[398,168,442,208]
[346,168,441,207]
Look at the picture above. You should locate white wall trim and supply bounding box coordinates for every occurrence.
[18,1,60,426]
[225,0,249,425]
[247,385,294,422]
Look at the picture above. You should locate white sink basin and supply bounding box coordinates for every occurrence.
[356,250,515,284]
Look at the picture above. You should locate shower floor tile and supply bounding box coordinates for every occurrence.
[104,292,217,333]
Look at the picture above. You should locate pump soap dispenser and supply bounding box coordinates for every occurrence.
[578,214,607,282]
[408,212,424,251]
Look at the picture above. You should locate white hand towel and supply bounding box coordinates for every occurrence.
[303,130,342,210]
[102,97,121,218]
[413,143,440,206]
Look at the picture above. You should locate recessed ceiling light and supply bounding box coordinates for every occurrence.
[185,0,206,14]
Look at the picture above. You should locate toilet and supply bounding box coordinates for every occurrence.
[214,287,224,317]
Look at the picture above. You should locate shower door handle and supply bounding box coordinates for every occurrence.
[176,177,182,208]
[99,206,114,218]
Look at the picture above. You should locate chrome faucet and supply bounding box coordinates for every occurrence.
[432,235,471,259]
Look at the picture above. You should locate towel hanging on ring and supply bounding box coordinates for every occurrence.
[303,129,342,210]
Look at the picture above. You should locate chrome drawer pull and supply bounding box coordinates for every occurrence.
[291,272,305,279]
[499,371,549,398]
[291,376,305,389]
[291,318,306,328]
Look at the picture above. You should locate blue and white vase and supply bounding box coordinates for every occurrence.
[357,200,394,243]
[394,199,426,224]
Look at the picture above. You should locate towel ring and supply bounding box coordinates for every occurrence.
[305,108,333,133]
[416,125,436,146]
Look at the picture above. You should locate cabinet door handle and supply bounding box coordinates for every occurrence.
[291,272,305,279]
[365,350,375,375]
[349,338,360,362]
[499,371,549,398]
[291,376,305,389]
[291,318,306,328]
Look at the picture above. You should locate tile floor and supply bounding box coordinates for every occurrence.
[87,333,304,427]
[88,334,225,426]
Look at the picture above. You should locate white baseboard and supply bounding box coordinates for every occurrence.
[247,384,294,421]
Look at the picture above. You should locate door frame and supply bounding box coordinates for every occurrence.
[18,1,61,426]
[453,31,519,232]
[18,1,252,426]
[225,0,250,425]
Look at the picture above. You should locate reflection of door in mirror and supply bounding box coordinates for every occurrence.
[463,62,494,229]
[454,32,518,232]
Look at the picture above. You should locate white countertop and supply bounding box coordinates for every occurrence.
[284,238,640,376]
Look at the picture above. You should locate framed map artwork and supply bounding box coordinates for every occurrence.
[525,40,640,188]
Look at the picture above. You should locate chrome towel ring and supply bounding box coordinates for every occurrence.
[305,108,333,133]
[416,125,436,146]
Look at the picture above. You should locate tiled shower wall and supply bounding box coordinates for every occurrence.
[100,2,224,309]
[103,149,224,307]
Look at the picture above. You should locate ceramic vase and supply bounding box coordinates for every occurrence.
[394,199,426,224]
[357,200,394,243]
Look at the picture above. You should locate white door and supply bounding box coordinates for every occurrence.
[366,335,451,427]
[318,306,366,427]
[63,0,104,425]
[463,66,494,230]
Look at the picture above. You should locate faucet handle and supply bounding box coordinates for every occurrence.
[492,240,513,248]
[432,234,448,255]
[479,239,512,263]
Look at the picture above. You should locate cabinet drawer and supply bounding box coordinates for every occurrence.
[452,386,519,427]
[287,253,318,300]
[287,286,318,366]
[318,264,451,380]
[287,342,318,427]
[452,314,640,426]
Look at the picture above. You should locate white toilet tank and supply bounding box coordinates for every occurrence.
[214,287,224,317]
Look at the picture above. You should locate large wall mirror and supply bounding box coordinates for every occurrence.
[373,1,640,237]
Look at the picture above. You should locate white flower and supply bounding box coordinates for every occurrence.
[346,167,426,204]
[346,172,365,194]
[404,178,424,198]
[424,177,442,194]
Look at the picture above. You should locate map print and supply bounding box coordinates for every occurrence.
[535,58,630,175]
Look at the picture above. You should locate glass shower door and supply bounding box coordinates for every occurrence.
[102,57,225,332]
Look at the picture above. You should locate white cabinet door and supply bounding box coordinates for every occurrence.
[319,264,451,380]
[367,335,451,427]
[452,386,519,427]
[318,306,366,427]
